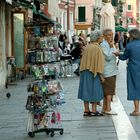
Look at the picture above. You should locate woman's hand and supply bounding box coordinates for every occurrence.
[108,41,114,48]
[113,51,121,56]
[114,43,119,49]
[99,74,105,83]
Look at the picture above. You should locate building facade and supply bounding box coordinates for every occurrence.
[58,0,75,42]
[0,0,62,90]
[74,0,94,35]
[124,0,139,29]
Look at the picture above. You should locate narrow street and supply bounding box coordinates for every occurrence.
[0,61,140,140]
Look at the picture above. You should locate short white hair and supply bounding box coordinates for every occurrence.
[90,30,102,42]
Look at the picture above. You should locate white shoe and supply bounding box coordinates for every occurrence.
[104,110,117,115]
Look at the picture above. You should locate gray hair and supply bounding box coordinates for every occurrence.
[102,29,112,36]
[90,30,102,42]
[128,28,140,39]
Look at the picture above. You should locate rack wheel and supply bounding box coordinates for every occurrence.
[28,132,35,137]
[60,130,63,135]
[50,132,55,137]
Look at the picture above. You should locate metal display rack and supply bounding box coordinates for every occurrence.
[26,35,64,138]
[26,79,64,137]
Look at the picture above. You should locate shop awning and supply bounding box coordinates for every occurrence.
[13,0,61,28]
[35,0,47,3]
[25,11,61,28]
[115,26,128,32]
[12,0,36,11]
[36,11,52,22]
[34,11,61,28]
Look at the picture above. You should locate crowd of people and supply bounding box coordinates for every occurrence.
[58,31,88,76]
[57,28,140,117]
[114,31,130,52]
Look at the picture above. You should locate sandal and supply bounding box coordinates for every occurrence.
[83,111,91,116]
[130,111,140,116]
[97,102,101,106]
[90,111,104,117]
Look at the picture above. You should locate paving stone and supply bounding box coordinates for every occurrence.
[0,62,139,140]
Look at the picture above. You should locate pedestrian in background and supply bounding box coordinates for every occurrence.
[100,28,118,115]
[86,34,90,45]
[123,32,129,48]
[114,28,140,116]
[78,30,105,116]
[70,41,84,76]
[118,32,124,52]
[79,31,86,46]
[58,33,67,54]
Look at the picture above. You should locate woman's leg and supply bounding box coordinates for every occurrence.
[134,100,139,112]
[91,102,97,113]
[106,95,112,112]
[130,100,140,116]
[102,95,112,112]
[102,97,107,112]
[84,101,90,112]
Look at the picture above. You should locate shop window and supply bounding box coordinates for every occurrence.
[78,6,86,22]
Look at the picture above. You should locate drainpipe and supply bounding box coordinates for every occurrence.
[66,0,70,40]
[67,0,70,31]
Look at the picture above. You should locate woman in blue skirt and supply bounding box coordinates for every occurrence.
[78,30,105,116]
[114,28,140,116]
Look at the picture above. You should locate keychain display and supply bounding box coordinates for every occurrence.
[26,34,64,138]
[26,79,65,137]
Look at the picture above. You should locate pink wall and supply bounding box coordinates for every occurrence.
[125,0,139,28]
[75,0,94,24]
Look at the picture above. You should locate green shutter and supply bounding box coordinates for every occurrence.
[78,7,85,22]
[128,5,131,10]
[111,0,118,7]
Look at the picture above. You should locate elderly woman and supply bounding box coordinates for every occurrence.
[100,29,118,115]
[114,28,140,116]
[78,30,105,116]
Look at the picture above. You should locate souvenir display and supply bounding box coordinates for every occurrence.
[26,35,64,138]
[27,36,61,64]
[26,79,65,137]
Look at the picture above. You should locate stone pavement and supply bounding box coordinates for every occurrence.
[0,61,140,140]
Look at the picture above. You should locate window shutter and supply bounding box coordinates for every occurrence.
[78,7,85,22]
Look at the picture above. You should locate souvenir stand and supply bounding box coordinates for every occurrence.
[25,17,64,138]
[26,75,64,137]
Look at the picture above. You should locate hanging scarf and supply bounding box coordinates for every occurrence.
[80,43,104,77]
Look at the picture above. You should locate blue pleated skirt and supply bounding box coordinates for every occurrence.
[78,70,104,102]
